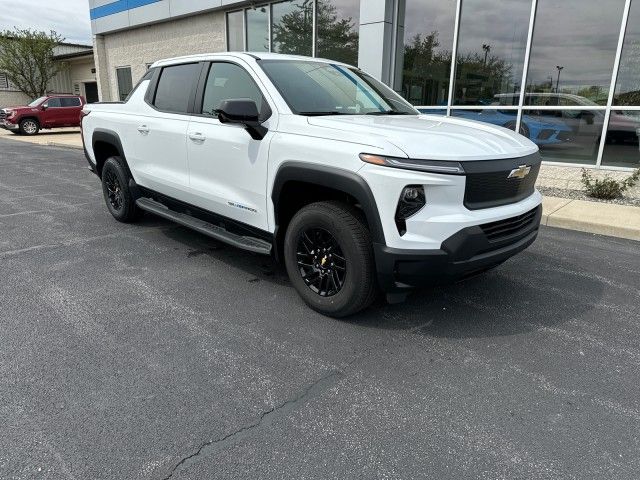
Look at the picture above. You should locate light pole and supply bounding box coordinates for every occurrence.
[555,65,564,93]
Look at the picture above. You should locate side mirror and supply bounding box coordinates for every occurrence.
[215,99,267,140]
[41,104,48,110]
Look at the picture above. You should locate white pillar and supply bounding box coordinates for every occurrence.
[357,0,404,87]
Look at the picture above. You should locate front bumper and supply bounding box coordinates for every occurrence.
[375,205,542,293]
[1,120,19,131]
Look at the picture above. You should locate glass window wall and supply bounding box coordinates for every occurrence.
[614,0,640,106]
[525,0,625,105]
[400,0,456,107]
[453,0,531,106]
[246,6,269,52]
[316,0,360,65]
[271,0,314,56]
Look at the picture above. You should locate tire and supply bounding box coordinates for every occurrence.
[284,201,378,318]
[19,118,39,135]
[101,156,141,223]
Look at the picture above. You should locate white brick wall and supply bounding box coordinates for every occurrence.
[95,11,226,101]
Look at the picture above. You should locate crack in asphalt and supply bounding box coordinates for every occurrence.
[162,370,343,480]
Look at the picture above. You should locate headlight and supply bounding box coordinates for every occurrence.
[359,153,464,175]
[395,185,426,236]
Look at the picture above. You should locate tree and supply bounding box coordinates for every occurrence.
[0,28,67,98]
[270,0,358,64]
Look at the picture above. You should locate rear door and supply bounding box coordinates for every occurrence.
[60,97,83,125]
[127,62,201,200]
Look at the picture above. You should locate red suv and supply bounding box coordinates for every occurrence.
[0,94,86,135]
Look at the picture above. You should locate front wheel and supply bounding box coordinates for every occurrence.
[101,156,141,223]
[284,201,377,318]
[19,118,39,135]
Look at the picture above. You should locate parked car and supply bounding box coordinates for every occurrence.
[81,53,542,317]
[0,94,86,135]
[495,92,640,145]
[416,108,574,146]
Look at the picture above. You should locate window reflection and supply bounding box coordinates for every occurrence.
[453,0,531,105]
[316,0,359,65]
[400,0,456,106]
[601,111,640,168]
[451,109,518,131]
[521,109,603,164]
[525,0,624,105]
[227,11,244,51]
[246,6,269,52]
[271,0,313,56]
[614,0,640,105]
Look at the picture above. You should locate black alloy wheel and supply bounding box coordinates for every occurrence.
[104,169,124,212]
[296,228,346,297]
[283,201,377,318]
[100,156,141,223]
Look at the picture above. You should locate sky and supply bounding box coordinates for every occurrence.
[0,0,92,44]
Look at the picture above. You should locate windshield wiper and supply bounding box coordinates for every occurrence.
[298,111,353,116]
[365,110,415,115]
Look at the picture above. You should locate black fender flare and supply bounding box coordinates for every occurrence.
[92,128,126,160]
[271,162,386,245]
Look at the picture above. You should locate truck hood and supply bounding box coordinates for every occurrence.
[306,114,538,161]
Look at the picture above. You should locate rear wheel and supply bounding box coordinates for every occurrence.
[19,118,39,135]
[284,201,377,318]
[101,156,141,223]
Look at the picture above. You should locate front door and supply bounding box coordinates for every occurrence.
[186,61,273,231]
[40,97,62,127]
[84,82,99,103]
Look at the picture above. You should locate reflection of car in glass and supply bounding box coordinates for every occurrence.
[496,93,640,145]
[415,107,572,146]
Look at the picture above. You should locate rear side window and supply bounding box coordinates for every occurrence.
[61,97,81,107]
[201,62,267,119]
[153,63,200,113]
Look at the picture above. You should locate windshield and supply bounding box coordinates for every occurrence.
[259,60,418,116]
[28,97,47,107]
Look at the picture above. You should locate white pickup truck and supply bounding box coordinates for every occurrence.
[81,52,542,317]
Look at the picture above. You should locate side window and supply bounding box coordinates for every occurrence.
[201,62,267,119]
[153,63,200,113]
[46,98,62,108]
[61,97,81,107]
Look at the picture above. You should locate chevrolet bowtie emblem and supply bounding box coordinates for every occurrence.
[508,165,531,179]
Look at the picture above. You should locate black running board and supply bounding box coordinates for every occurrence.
[136,197,272,255]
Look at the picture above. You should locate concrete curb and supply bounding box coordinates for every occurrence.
[46,141,83,150]
[542,196,640,241]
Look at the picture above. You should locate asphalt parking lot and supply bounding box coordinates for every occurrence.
[1,139,639,480]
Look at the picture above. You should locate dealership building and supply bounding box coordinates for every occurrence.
[89,0,640,170]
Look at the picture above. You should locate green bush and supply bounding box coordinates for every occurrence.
[581,168,640,200]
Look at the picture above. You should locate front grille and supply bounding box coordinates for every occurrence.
[0,110,6,120]
[480,206,540,241]
[463,154,541,210]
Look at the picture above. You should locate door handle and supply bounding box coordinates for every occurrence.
[188,132,206,142]
[137,125,149,134]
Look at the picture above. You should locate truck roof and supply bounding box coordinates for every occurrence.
[150,52,353,69]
